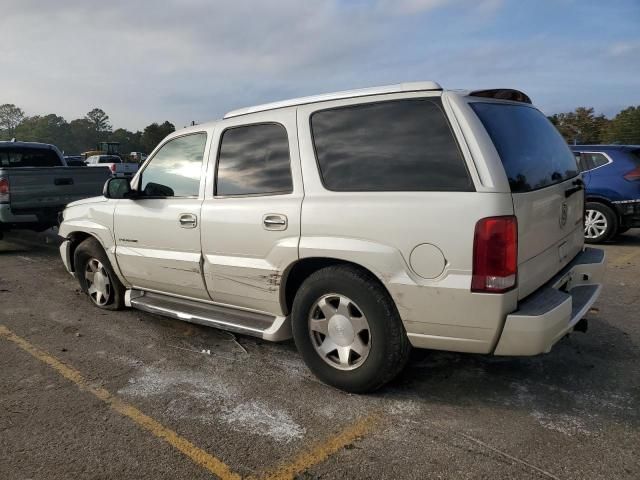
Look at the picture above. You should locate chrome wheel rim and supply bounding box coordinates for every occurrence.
[584,209,607,239]
[308,294,371,371]
[85,258,111,306]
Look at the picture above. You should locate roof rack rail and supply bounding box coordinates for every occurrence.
[224,81,443,118]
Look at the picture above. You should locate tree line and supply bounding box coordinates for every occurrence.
[1,102,639,156]
[548,106,639,145]
[0,104,176,156]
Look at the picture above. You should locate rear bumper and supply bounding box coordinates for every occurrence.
[0,203,39,225]
[494,247,605,356]
[614,199,640,228]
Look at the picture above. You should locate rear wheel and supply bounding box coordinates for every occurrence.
[74,237,125,310]
[291,265,410,393]
[584,202,617,244]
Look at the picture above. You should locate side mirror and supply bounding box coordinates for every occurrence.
[103,177,134,199]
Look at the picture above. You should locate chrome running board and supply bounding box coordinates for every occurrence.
[126,290,291,341]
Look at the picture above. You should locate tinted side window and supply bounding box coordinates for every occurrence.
[216,123,293,196]
[582,152,609,170]
[140,133,207,197]
[310,99,472,192]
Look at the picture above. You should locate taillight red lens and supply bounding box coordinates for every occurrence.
[623,166,640,181]
[110,164,117,173]
[0,177,9,202]
[471,216,518,293]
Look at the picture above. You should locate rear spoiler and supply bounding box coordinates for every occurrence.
[469,89,532,104]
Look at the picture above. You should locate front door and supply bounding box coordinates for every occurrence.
[114,132,210,300]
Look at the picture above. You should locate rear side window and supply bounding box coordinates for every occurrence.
[580,152,609,171]
[471,103,579,193]
[216,123,293,196]
[0,147,61,167]
[310,99,472,192]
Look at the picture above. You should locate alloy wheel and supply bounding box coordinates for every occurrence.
[584,209,608,240]
[85,258,112,306]
[308,294,371,371]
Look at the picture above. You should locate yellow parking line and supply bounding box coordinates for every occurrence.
[611,249,640,267]
[0,325,241,480]
[255,414,379,480]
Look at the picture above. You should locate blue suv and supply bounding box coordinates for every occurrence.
[571,145,640,243]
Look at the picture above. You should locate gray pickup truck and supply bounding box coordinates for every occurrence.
[0,141,111,238]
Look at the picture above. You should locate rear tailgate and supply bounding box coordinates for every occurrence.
[470,101,584,299]
[7,167,111,213]
[513,179,584,298]
[116,163,139,176]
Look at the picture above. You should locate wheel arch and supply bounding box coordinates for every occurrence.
[66,231,101,272]
[585,196,621,223]
[280,257,396,316]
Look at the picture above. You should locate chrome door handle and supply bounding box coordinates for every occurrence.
[179,213,197,229]
[263,214,287,231]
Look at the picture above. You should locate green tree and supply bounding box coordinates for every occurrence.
[141,121,175,153]
[85,108,112,139]
[0,103,25,137]
[548,107,608,144]
[67,118,96,154]
[602,106,640,144]
[15,114,70,148]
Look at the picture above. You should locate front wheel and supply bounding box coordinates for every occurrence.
[74,237,125,310]
[584,202,617,244]
[291,265,410,393]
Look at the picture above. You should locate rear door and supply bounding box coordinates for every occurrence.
[200,110,302,315]
[113,132,210,300]
[470,102,583,299]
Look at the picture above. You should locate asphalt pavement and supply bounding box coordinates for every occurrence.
[1,229,638,479]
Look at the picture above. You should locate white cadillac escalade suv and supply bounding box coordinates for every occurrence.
[59,82,605,392]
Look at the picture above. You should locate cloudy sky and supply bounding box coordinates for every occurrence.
[1,0,638,131]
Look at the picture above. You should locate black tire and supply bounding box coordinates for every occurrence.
[584,202,618,244]
[74,237,125,310]
[291,265,411,393]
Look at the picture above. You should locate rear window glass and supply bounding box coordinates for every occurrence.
[0,147,61,167]
[99,156,121,163]
[471,103,579,192]
[311,99,473,192]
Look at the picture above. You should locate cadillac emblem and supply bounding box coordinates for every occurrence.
[559,202,568,228]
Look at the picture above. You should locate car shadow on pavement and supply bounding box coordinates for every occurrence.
[385,315,639,427]
[608,231,640,246]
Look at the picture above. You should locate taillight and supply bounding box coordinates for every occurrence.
[0,177,9,203]
[623,166,640,181]
[471,216,518,293]
[110,164,117,173]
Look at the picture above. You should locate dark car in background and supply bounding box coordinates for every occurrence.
[571,145,640,243]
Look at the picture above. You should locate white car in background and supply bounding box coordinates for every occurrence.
[59,82,606,393]
[85,155,138,177]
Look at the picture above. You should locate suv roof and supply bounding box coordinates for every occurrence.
[224,81,443,118]
[571,145,640,151]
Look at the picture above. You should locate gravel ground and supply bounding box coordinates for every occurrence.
[1,229,638,479]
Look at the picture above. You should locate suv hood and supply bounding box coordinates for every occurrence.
[66,196,107,208]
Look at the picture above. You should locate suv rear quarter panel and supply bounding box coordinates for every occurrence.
[296,92,517,353]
